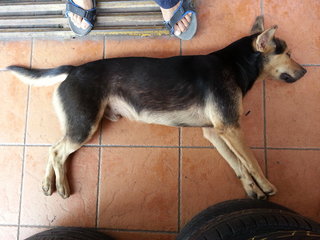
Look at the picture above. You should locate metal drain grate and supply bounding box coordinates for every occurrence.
[0,0,169,38]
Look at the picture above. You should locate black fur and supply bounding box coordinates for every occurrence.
[274,38,287,55]
[61,34,262,135]
[9,34,265,142]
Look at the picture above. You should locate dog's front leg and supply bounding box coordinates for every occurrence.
[202,127,267,199]
[216,125,277,196]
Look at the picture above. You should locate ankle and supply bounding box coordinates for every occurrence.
[160,1,181,21]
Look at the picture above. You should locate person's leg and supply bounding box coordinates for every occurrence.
[68,0,93,30]
[154,0,179,9]
[155,0,193,36]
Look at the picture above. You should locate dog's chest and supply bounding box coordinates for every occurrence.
[107,97,213,127]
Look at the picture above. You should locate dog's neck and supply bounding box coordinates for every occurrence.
[214,34,263,95]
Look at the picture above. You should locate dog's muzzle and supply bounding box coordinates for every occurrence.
[281,68,307,83]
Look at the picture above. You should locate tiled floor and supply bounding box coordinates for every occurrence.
[0,0,320,239]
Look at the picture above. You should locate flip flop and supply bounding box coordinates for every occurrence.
[164,0,197,40]
[66,0,96,36]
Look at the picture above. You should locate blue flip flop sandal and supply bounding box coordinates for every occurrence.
[164,0,197,40]
[66,0,96,36]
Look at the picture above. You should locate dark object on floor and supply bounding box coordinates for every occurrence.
[25,227,113,240]
[177,199,320,240]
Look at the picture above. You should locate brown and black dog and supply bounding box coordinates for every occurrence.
[7,16,306,199]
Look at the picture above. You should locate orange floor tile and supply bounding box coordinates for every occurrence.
[0,0,319,239]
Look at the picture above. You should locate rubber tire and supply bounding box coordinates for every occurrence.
[177,199,320,240]
[25,227,113,240]
[253,230,320,239]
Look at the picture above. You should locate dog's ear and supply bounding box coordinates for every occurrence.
[254,25,278,52]
[251,16,264,34]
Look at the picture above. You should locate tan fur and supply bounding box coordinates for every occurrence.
[202,128,266,199]
[107,96,213,127]
[262,52,305,80]
[36,16,305,199]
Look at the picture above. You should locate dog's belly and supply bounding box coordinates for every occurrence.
[107,97,213,127]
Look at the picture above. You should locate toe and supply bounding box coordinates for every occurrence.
[265,187,277,196]
[185,14,192,23]
[247,187,267,200]
[262,182,277,196]
[80,20,90,30]
[56,178,70,199]
[57,185,70,199]
[75,15,83,26]
[181,18,189,29]
[174,25,181,36]
[42,180,53,196]
[257,193,267,200]
[177,21,186,32]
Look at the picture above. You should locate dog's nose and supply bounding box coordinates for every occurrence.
[296,67,307,79]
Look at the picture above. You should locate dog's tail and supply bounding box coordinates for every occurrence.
[6,65,74,86]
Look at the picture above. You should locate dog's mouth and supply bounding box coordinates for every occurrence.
[280,68,307,83]
[280,73,296,83]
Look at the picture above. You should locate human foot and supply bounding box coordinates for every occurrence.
[68,0,93,30]
[160,1,193,36]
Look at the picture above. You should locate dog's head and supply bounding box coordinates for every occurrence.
[251,16,307,83]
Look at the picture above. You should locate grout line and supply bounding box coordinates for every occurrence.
[95,38,105,228]
[2,143,319,151]
[17,38,34,240]
[98,228,178,234]
[103,36,106,59]
[267,147,320,151]
[263,80,268,176]
[17,225,49,229]
[17,224,178,234]
[0,224,17,227]
[177,128,182,232]
[104,36,107,59]
[95,123,103,228]
[1,142,320,151]
[0,143,27,146]
[260,0,264,16]
[303,64,320,67]
[80,145,187,148]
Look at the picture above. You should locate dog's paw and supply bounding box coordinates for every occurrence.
[245,182,267,200]
[42,179,54,196]
[248,191,267,200]
[264,184,277,196]
[56,181,70,199]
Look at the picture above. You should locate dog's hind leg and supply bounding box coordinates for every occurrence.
[203,128,266,199]
[45,137,81,198]
[42,156,55,196]
[215,125,277,196]
[42,88,106,198]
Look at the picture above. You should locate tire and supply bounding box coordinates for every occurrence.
[177,199,320,240]
[25,227,113,240]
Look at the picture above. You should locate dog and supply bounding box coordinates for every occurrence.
[7,16,306,199]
